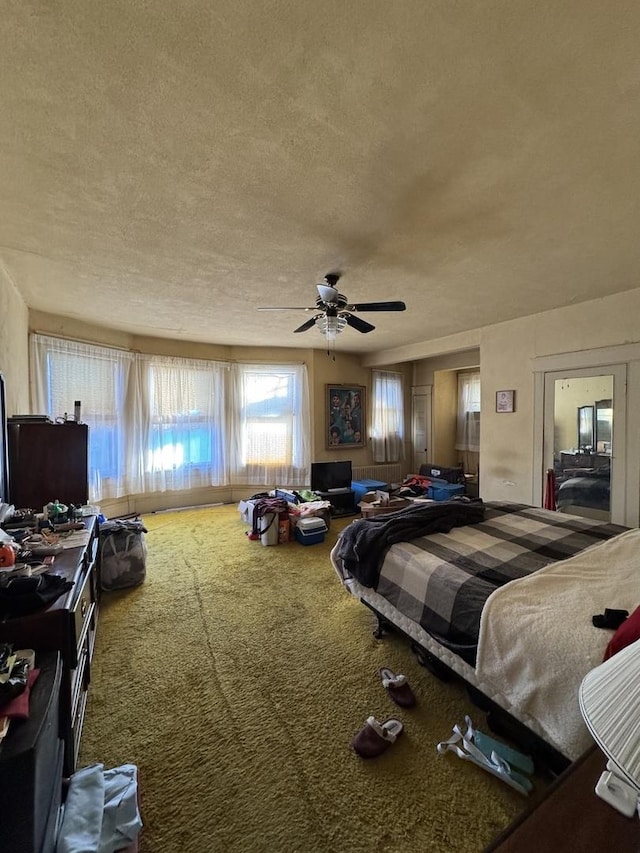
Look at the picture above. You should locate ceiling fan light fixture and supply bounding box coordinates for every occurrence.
[317,314,347,341]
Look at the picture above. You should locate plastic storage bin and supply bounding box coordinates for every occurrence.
[351,479,388,503]
[294,516,327,545]
[260,512,279,546]
[426,481,465,501]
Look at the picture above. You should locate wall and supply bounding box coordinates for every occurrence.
[374,286,640,520]
[27,286,640,520]
[412,350,480,468]
[478,289,640,510]
[432,370,457,465]
[554,376,612,452]
[412,349,480,386]
[0,268,30,416]
[28,312,413,512]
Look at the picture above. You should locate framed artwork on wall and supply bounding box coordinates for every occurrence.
[326,384,365,448]
[496,389,516,413]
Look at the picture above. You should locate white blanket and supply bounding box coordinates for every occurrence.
[476,527,640,760]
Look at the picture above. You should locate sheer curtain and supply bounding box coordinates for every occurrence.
[138,355,229,493]
[31,336,312,498]
[30,334,136,500]
[455,371,481,474]
[370,370,405,463]
[228,363,310,486]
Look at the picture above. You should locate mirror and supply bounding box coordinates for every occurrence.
[595,398,612,451]
[578,405,594,451]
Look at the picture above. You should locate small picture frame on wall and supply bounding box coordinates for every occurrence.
[326,384,365,448]
[496,389,515,413]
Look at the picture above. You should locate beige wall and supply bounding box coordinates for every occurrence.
[14,285,640,521]
[554,376,613,452]
[479,288,640,510]
[432,370,457,465]
[0,268,30,416]
[27,311,412,511]
[385,286,640,519]
[30,311,412,466]
[411,350,480,470]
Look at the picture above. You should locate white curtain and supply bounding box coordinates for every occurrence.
[370,370,405,463]
[30,334,136,500]
[31,336,311,500]
[228,363,310,486]
[137,354,229,493]
[455,372,480,473]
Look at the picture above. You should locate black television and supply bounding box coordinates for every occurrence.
[310,460,352,493]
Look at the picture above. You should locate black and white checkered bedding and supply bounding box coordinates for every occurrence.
[335,502,627,665]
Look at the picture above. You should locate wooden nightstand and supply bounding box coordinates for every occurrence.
[485,746,640,852]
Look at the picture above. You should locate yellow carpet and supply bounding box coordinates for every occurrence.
[80,504,528,852]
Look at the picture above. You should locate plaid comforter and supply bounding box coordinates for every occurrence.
[336,502,627,665]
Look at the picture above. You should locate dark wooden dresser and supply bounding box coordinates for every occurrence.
[0,651,63,853]
[486,746,640,852]
[0,516,99,774]
[7,421,89,510]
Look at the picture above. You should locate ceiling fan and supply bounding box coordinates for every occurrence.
[257,272,406,340]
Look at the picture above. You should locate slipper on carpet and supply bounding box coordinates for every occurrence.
[379,667,416,708]
[352,716,404,758]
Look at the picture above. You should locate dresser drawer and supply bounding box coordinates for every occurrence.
[70,658,90,770]
[70,567,96,668]
[70,638,89,725]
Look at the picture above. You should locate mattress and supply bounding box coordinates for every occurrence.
[333,502,626,665]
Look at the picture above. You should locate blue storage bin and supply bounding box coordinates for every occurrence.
[294,526,326,546]
[351,479,388,503]
[427,481,465,501]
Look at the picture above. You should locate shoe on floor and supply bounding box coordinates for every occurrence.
[352,716,403,758]
[379,667,416,708]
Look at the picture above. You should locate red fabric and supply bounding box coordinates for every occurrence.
[604,605,640,660]
[1,668,40,719]
[543,468,557,511]
[403,474,431,488]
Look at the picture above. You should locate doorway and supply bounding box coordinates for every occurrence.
[542,365,626,524]
[411,385,432,472]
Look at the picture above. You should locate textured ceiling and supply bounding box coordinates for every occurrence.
[2,1,640,355]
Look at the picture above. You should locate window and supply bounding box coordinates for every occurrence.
[455,372,481,453]
[229,364,310,486]
[30,335,134,499]
[370,370,404,463]
[30,334,310,498]
[141,355,228,492]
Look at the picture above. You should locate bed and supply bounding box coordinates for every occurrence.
[331,500,638,768]
[556,469,610,514]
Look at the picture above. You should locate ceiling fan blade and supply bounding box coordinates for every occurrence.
[257,306,317,311]
[293,316,319,333]
[344,313,375,333]
[348,301,407,312]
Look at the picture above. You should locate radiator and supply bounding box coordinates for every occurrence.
[352,464,403,484]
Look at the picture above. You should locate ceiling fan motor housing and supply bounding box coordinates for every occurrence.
[258,271,405,336]
[316,297,345,314]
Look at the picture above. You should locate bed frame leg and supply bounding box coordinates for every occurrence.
[373,614,389,639]
[411,643,451,682]
[360,601,392,639]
